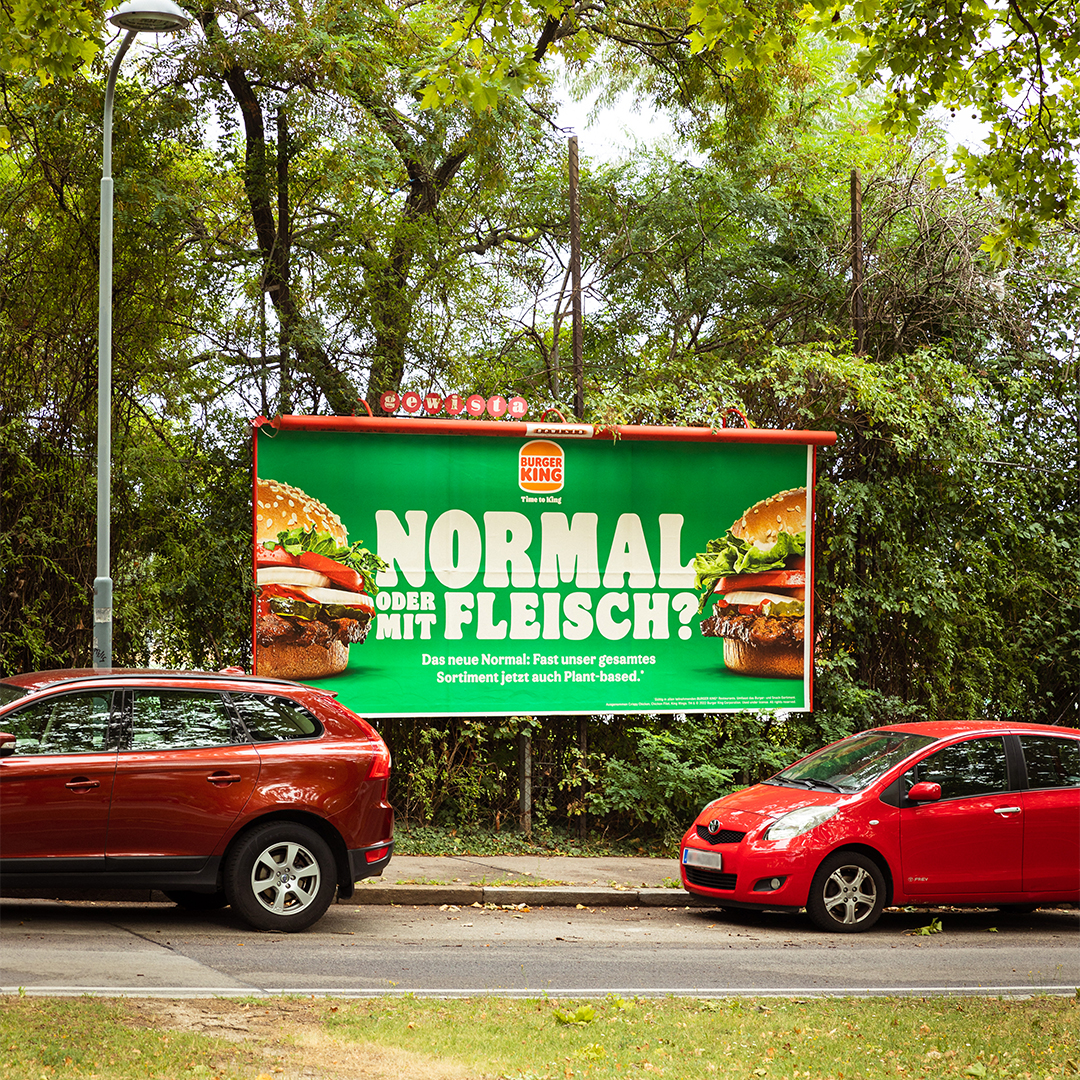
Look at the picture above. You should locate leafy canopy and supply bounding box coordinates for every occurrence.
[691,0,1080,256]
[1,0,101,82]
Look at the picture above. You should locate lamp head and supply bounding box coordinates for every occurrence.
[108,0,191,32]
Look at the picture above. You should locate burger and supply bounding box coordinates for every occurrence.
[254,478,387,679]
[693,487,807,679]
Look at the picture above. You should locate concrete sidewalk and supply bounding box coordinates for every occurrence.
[3,855,714,910]
[344,854,715,908]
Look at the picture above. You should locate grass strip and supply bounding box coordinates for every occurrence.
[0,993,1076,1080]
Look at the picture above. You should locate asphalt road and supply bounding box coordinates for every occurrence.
[2,898,1077,998]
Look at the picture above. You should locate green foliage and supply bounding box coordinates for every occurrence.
[554,1004,597,1025]
[793,0,1080,253]
[908,917,944,936]
[586,722,736,840]
[0,74,251,674]
[387,715,531,829]
[0,0,101,83]
[2,0,1076,843]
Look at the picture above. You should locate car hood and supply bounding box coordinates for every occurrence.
[695,783,853,832]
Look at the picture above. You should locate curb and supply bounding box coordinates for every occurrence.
[3,886,715,910]
[344,884,715,908]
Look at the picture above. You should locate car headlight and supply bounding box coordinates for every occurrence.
[764,805,838,840]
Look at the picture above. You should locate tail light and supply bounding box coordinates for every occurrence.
[368,740,391,781]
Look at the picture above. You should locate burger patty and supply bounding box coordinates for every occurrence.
[257,609,373,649]
[701,607,804,648]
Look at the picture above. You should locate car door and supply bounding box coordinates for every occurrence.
[0,690,119,864]
[899,735,1023,895]
[1017,733,1080,894]
[105,688,261,867]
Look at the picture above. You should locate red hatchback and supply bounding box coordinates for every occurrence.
[681,721,1080,931]
[0,669,394,932]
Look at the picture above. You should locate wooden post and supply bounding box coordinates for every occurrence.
[578,715,587,840]
[851,168,866,355]
[518,731,532,837]
[569,137,584,420]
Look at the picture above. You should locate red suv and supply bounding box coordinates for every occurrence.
[0,669,394,932]
[681,721,1080,931]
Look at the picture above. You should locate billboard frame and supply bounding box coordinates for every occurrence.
[252,414,837,715]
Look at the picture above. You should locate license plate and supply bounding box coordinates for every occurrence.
[682,847,722,871]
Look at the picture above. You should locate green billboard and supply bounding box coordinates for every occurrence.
[253,417,834,716]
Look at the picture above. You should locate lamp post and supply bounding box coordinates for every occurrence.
[94,0,191,669]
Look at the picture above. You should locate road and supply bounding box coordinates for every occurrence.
[2,898,1077,998]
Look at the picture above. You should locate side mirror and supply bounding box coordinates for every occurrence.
[0,732,15,759]
[908,780,942,803]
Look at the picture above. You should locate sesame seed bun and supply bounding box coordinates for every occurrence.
[730,487,806,546]
[256,477,348,546]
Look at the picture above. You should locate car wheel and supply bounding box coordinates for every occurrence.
[164,888,229,911]
[806,852,886,933]
[224,822,337,932]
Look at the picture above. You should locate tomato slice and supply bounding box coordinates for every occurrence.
[257,543,367,594]
[718,569,805,593]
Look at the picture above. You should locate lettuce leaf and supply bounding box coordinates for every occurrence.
[267,526,388,594]
[693,529,805,611]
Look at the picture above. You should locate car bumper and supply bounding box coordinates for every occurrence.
[680,837,817,909]
[348,839,394,884]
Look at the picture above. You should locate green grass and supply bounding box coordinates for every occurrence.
[1,994,1076,1080]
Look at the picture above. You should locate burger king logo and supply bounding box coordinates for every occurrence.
[519,440,564,493]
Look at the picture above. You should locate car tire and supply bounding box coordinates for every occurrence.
[806,851,886,933]
[164,888,229,911]
[224,822,337,932]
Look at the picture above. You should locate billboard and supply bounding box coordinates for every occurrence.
[253,417,836,717]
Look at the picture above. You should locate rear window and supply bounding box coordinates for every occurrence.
[1020,735,1080,790]
[230,693,321,742]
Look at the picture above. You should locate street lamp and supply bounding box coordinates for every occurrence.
[94,0,191,669]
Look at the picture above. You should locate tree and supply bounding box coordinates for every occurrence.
[685,0,1080,256]
[128,0,573,417]
[0,73,252,673]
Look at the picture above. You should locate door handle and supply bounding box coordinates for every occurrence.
[207,772,243,785]
[993,806,1022,815]
[66,777,100,792]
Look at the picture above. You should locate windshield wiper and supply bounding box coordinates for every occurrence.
[775,776,844,792]
[802,778,844,792]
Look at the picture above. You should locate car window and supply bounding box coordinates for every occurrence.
[1019,735,1080,790]
[229,693,321,742]
[909,736,1009,799]
[0,692,115,755]
[128,690,238,750]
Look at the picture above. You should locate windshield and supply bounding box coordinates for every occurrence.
[769,730,937,793]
